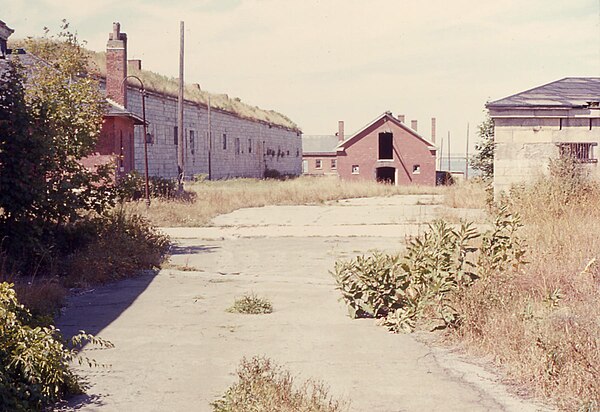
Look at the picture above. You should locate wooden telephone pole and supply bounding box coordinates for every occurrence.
[177,21,185,190]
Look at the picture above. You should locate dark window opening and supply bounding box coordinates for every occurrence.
[331,159,337,169]
[248,139,252,153]
[315,159,322,169]
[223,133,227,150]
[174,126,178,145]
[559,118,563,130]
[558,142,598,163]
[376,167,395,184]
[235,138,240,154]
[378,132,393,160]
[190,130,195,155]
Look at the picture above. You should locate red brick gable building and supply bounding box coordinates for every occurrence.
[336,112,437,185]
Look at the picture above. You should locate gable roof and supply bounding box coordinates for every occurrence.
[487,77,600,109]
[336,112,436,152]
[302,135,339,154]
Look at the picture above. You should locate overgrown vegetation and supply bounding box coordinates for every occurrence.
[127,176,438,227]
[333,206,526,332]
[227,293,273,315]
[0,22,170,407]
[211,356,347,412]
[334,155,600,410]
[0,282,113,411]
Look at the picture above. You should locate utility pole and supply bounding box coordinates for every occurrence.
[439,138,444,171]
[208,95,212,180]
[447,131,451,172]
[465,123,470,180]
[177,21,185,191]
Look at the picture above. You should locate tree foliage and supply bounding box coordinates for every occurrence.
[0,21,115,264]
[471,109,495,180]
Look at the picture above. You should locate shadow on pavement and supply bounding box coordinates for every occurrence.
[56,269,158,339]
[54,393,105,411]
[169,244,220,255]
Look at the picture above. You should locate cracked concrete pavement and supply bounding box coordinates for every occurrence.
[57,195,550,411]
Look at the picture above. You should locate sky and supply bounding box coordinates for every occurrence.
[4,0,600,154]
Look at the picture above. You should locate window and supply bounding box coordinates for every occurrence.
[235,138,240,154]
[352,165,360,174]
[189,130,195,155]
[315,159,322,169]
[248,139,252,153]
[331,159,337,170]
[558,142,598,163]
[378,132,393,160]
[174,126,178,145]
[412,164,421,174]
[223,133,227,150]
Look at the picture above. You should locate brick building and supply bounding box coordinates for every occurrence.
[301,128,340,175]
[303,113,437,185]
[488,77,600,195]
[103,22,302,180]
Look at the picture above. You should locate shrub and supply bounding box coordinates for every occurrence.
[333,205,527,332]
[227,293,273,314]
[116,171,178,200]
[64,208,170,287]
[0,282,112,411]
[211,356,346,412]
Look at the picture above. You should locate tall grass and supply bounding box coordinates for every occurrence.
[128,176,439,227]
[449,162,600,411]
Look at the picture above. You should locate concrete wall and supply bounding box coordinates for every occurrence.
[302,154,338,175]
[337,117,436,185]
[121,87,302,180]
[492,110,600,195]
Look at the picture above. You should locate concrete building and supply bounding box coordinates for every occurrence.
[336,112,437,185]
[103,22,302,180]
[487,77,600,195]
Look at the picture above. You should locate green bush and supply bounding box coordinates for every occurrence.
[333,205,527,332]
[116,171,178,200]
[0,282,112,410]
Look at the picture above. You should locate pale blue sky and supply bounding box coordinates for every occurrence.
[5,1,600,154]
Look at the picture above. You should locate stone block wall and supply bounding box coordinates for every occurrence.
[492,116,600,195]
[123,87,301,180]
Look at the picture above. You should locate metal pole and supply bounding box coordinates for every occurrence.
[447,131,451,172]
[208,95,212,180]
[122,76,150,208]
[177,21,185,191]
[465,123,470,180]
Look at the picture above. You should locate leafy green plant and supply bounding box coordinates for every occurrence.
[227,293,273,314]
[116,171,179,201]
[0,282,112,411]
[211,356,346,412]
[333,206,527,333]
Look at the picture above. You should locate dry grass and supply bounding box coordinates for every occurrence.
[11,278,67,318]
[440,178,489,209]
[211,356,347,412]
[128,176,439,227]
[449,174,600,411]
[227,293,273,314]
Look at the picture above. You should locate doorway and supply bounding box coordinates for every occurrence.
[376,167,395,184]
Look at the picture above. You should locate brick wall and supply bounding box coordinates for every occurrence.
[302,154,338,175]
[337,116,436,185]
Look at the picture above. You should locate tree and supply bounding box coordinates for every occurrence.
[0,21,114,263]
[471,109,495,180]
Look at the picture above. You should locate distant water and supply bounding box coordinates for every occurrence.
[437,156,480,177]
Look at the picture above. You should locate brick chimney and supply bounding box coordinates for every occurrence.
[338,120,345,142]
[106,22,127,107]
[411,120,418,132]
[397,114,405,123]
[431,117,436,143]
[0,20,14,58]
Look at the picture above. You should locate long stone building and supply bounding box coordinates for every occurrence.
[103,22,302,180]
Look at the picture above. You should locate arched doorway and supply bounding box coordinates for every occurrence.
[376,167,395,185]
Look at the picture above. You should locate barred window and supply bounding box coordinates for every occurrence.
[558,142,598,163]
